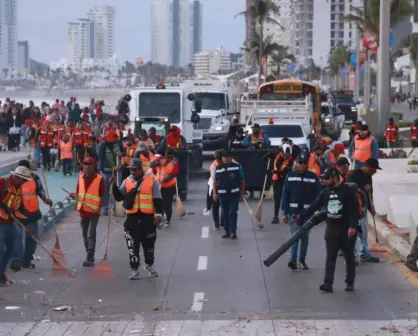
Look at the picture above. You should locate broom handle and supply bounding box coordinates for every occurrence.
[368,190,379,243]
[175,178,179,197]
[11,214,74,277]
[103,182,113,259]
[41,167,60,242]
[257,158,270,209]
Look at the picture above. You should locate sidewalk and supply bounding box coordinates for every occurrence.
[0,150,29,175]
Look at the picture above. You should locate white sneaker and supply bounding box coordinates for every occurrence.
[129,269,140,280]
[164,221,170,228]
[144,265,158,277]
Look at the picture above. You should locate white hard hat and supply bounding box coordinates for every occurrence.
[11,166,32,180]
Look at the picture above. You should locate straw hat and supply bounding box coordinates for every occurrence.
[11,166,32,180]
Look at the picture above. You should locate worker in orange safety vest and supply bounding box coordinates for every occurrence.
[60,134,74,176]
[308,145,325,178]
[410,118,418,148]
[155,148,179,228]
[348,124,379,169]
[39,121,54,170]
[385,117,398,148]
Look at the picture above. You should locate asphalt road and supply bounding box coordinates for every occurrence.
[1,177,418,335]
[387,102,418,122]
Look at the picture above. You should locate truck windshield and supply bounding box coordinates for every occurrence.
[261,125,304,138]
[194,92,226,110]
[138,92,181,123]
[334,96,354,104]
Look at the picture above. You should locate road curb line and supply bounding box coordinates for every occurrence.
[370,213,411,260]
[38,197,76,236]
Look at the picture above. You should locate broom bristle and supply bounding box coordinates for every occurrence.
[176,197,185,217]
[255,203,262,222]
[92,259,115,279]
[265,188,273,200]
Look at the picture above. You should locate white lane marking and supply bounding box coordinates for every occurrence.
[201,226,209,238]
[191,292,205,312]
[197,256,208,271]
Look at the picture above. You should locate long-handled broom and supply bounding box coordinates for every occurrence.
[244,198,264,229]
[11,214,75,278]
[41,168,67,265]
[92,183,114,279]
[368,191,388,253]
[175,178,185,218]
[255,158,271,223]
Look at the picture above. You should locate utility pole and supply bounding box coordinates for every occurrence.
[377,0,391,136]
[355,26,361,98]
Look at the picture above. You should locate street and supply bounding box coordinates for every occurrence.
[0,177,418,335]
[385,102,418,121]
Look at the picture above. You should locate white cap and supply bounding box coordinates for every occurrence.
[11,166,32,180]
[282,144,292,155]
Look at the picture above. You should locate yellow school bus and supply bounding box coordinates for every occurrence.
[257,79,321,135]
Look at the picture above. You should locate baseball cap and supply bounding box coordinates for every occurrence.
[365,158,382,170]
[128,158,142,169]
[360,124,369,131]
[295,154,308,163]
[323,166,341,179]
[221,150,232,157]
[251,123,261,129]
[336,157,350,167]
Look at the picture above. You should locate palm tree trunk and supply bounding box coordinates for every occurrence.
[257,24,264,89]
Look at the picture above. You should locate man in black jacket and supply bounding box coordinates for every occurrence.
[111,159,163,280]
[296,167,358,293]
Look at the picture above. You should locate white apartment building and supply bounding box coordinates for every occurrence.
[17,40,29,70]
[193,47,231,75]
[151,0,174,66]
[87,5,115,59]
[290,0,362,68]
[264,0,292,48]
[67,18,95,66]
[50,57,122,76]
[151,0,202,67]
[0,0,17,70]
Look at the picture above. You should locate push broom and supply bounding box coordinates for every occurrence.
[244,198,264,229]
[255,158,271,224]
[368,190,388,253]
[175,178,185,218]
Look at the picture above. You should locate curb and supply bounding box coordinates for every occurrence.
[372,213,411,261]
[38,196,76,236]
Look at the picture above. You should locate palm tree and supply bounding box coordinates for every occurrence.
[409,36,418,88]
[268,45,295,78]
[236,0,281,87]
[343,0,413,34]
[241,32,282,69]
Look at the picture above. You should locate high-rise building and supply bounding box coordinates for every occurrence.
[151,0,202,67]
[193,47,231,75]
[290,0,362,68]
[17,40,29,69]
[87,5,115,59]
[0,0,17,70]
[67,18,95,65]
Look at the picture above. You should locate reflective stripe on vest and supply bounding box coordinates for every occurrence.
[21,180,40,213]
[39,128,54,148]
[272,156,292,181]
[60,141,73,159]
[156,160,176,189]
[0,177,25,220]
[125,175,156,215]
[122,144,137,165]
[385,125,398,142]
[354,136,373,163]
[76,174,103,214]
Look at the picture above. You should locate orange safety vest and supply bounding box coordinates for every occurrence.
[324,150,336,164]
[353,135,373,163]
[0,177,25,221]
[272,155,293,181]
[385,124,398,143]
[122,143,137,165]
[73,128,82,145]
[60,141,73,159]
[39,126,54,148]
[76,173,103,214]
[65,127,73,136]
[250,133,264,148]
[411,126,418,141]
[308,154,321,177]
[156,160,177,189]
[81,128,92,146]
[209,160,220,180]
[140,152,155,171]
[54,124,65,144]
[125,174,156,215]
[21,179,40,213]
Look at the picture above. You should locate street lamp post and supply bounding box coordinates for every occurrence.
[377,0,392,136]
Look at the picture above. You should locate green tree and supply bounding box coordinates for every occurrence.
[328,45,351,76]
[241,32,282,69]
[268,45,295,78]
[236,0,281,87]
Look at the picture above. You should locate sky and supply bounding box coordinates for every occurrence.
[18,0,245,64]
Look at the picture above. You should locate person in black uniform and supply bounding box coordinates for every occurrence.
[213,150,245,239]
[296,167,358,293]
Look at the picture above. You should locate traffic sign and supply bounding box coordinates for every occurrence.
[389,31,394,49]
[350,52,357,67]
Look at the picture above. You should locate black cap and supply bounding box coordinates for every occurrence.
[251,123,261,129]
[295,154,308,163]
[281,137,290,142]
[365,158,382,170]
[323,166,341,179]
[360,124,369,131]
[221,150,232,157]
[336,157,350,167]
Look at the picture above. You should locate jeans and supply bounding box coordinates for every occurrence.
[62,159,72,175]
[23,221,38,265]
[358,216,372,259]
[11,222,25,265]
[219,194,239,235]
[289,218,309,262]
[100,171,112,214]
[41,147,51,169]
[80,216,99,261]
[0,224,16,277]
[34,141,41,167]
